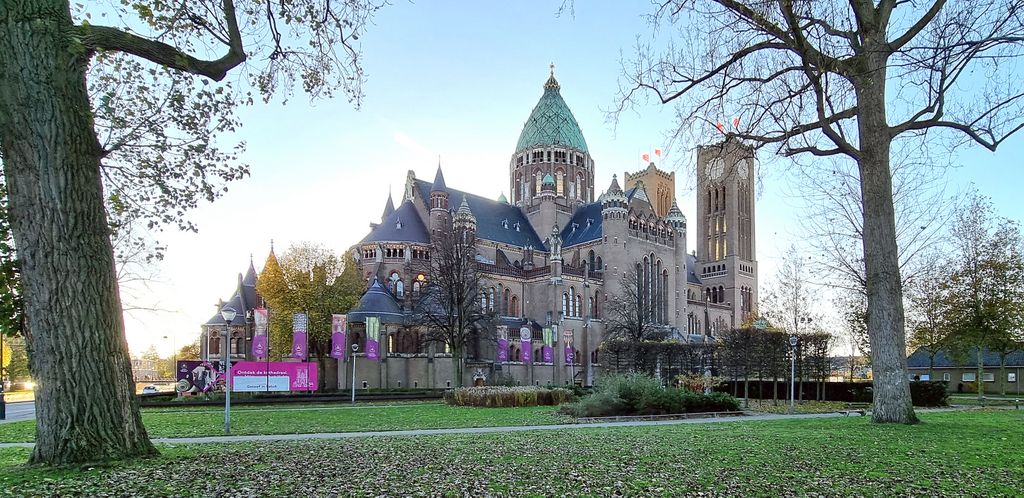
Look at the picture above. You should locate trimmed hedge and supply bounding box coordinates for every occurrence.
[716,380,949,406]
[443,386,576,408]
[561,373,740,418]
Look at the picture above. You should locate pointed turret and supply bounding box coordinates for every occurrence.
[667,199,686,229]
[497,192,508,204]
[382,191,395,222]
[429,163,451,235]
[431,163,447,192]
[454,196,476,231]
[242,256,258,287]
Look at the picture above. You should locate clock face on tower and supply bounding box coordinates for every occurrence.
[705,158,725,181]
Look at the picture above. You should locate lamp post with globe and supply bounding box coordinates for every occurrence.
[220,306,237,434]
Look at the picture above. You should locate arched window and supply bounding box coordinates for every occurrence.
[489,288,496,312]
[719,286,725,305]
[588,297,594,318]
[510,295,519,316]
[412,280,421,297]
[562,293,570,317]
[593,291,600,319]
[596,256,603,270]
[575,294,583,319]
[503,288,511,315]
[577,173,585,200]
[569,287,577,317]
[534,171,542,194]
[388,271,402,297]
[588,250,595,269]
[556,169,565,196]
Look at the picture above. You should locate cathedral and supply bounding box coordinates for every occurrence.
[200,68,759,389]
[345,68,758,388]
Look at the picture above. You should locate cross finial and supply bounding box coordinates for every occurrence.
[550,63,555,77]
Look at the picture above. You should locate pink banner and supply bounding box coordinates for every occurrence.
[292,313,308,360]
[330,314,347,360]
[230,361,318,392]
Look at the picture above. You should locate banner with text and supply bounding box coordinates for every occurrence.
[330,314,347,360]
[366,316,381,361]
[229,361,318,392]
[519,326,532,363]
[541,326,554,363]
[496,326,509,363]
[252,308,269,359]
[291,313,308,360]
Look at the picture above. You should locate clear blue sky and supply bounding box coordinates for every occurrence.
[123,1,1023,356]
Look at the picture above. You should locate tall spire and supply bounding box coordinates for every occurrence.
[431,163,447,192]
[382,190,396,220]
[544,62,560,91]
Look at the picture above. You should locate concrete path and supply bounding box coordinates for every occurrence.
[0,411,853,449]
[0,401,35,424]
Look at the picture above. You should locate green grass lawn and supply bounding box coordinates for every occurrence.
[1,409,1020,496]
[0,402,567,443]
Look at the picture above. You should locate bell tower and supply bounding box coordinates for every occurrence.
[695,138,757,327]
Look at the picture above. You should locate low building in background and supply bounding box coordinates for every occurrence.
[907,347,1023,395]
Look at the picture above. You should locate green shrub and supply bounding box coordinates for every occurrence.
[562,373,741,417]
[443,386,576,407]
[910,381,949,407]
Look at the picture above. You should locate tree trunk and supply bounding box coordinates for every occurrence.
[855,49,918,424]
[999,353,1007,396]
[0,1,157,464]
[977,346,985,403]
[451,344,464,387]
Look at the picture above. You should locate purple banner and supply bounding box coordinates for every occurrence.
[496,326,509,363]
[519,326,532,363]
[230,361,318,392]
[565,346,575,364]
[252,308,268,358]
[366,316,381,361]
[542,346,553,363]
[330,314,347,360]
[252,335,268,359]
[497,338,509,362]
[292,313,308,360]
[175,360,221,394]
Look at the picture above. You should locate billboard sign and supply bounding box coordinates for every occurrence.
[176,360,221,394]
[229,361,318,392]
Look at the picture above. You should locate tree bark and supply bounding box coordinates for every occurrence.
[856,49,918,424]
[0,1,156,463]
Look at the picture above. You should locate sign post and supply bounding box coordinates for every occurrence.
[351,343,359,405]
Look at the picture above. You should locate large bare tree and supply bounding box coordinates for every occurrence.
[618,0,1024,423]
[414,222,492,388]
[0,1,382,464]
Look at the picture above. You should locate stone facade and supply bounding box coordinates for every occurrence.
[345,70,759,388]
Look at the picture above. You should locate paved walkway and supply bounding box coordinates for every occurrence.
[0,411,853,449]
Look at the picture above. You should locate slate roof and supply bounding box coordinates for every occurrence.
[907,347,1024,368]
[431,165,447,191]
[687,254,702,285]
[382,193,395,220]
[347,278,407,324]
[515,72,589,154]
[413,179,547,249]
[204,264,259,327]
[561,202,603,248]
[360,199,430,245]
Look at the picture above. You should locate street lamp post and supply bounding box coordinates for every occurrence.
[0,335,6,420]
[220,307,237,434]
[789,335,798,414]
[350,343,359,404]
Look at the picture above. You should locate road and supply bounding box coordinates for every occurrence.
[0,401,35,423]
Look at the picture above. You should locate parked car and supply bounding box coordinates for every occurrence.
[141,385,159,394]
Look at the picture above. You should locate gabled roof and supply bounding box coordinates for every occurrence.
[413,179,546,250]
[561,202,603,248]
[348,278,406,324]
[907,347,1024,369]
[515,70,589,154]
[360,199,430,244]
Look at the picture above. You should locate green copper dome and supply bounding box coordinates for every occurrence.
[515,69,589,154]
[542,173,555,185]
